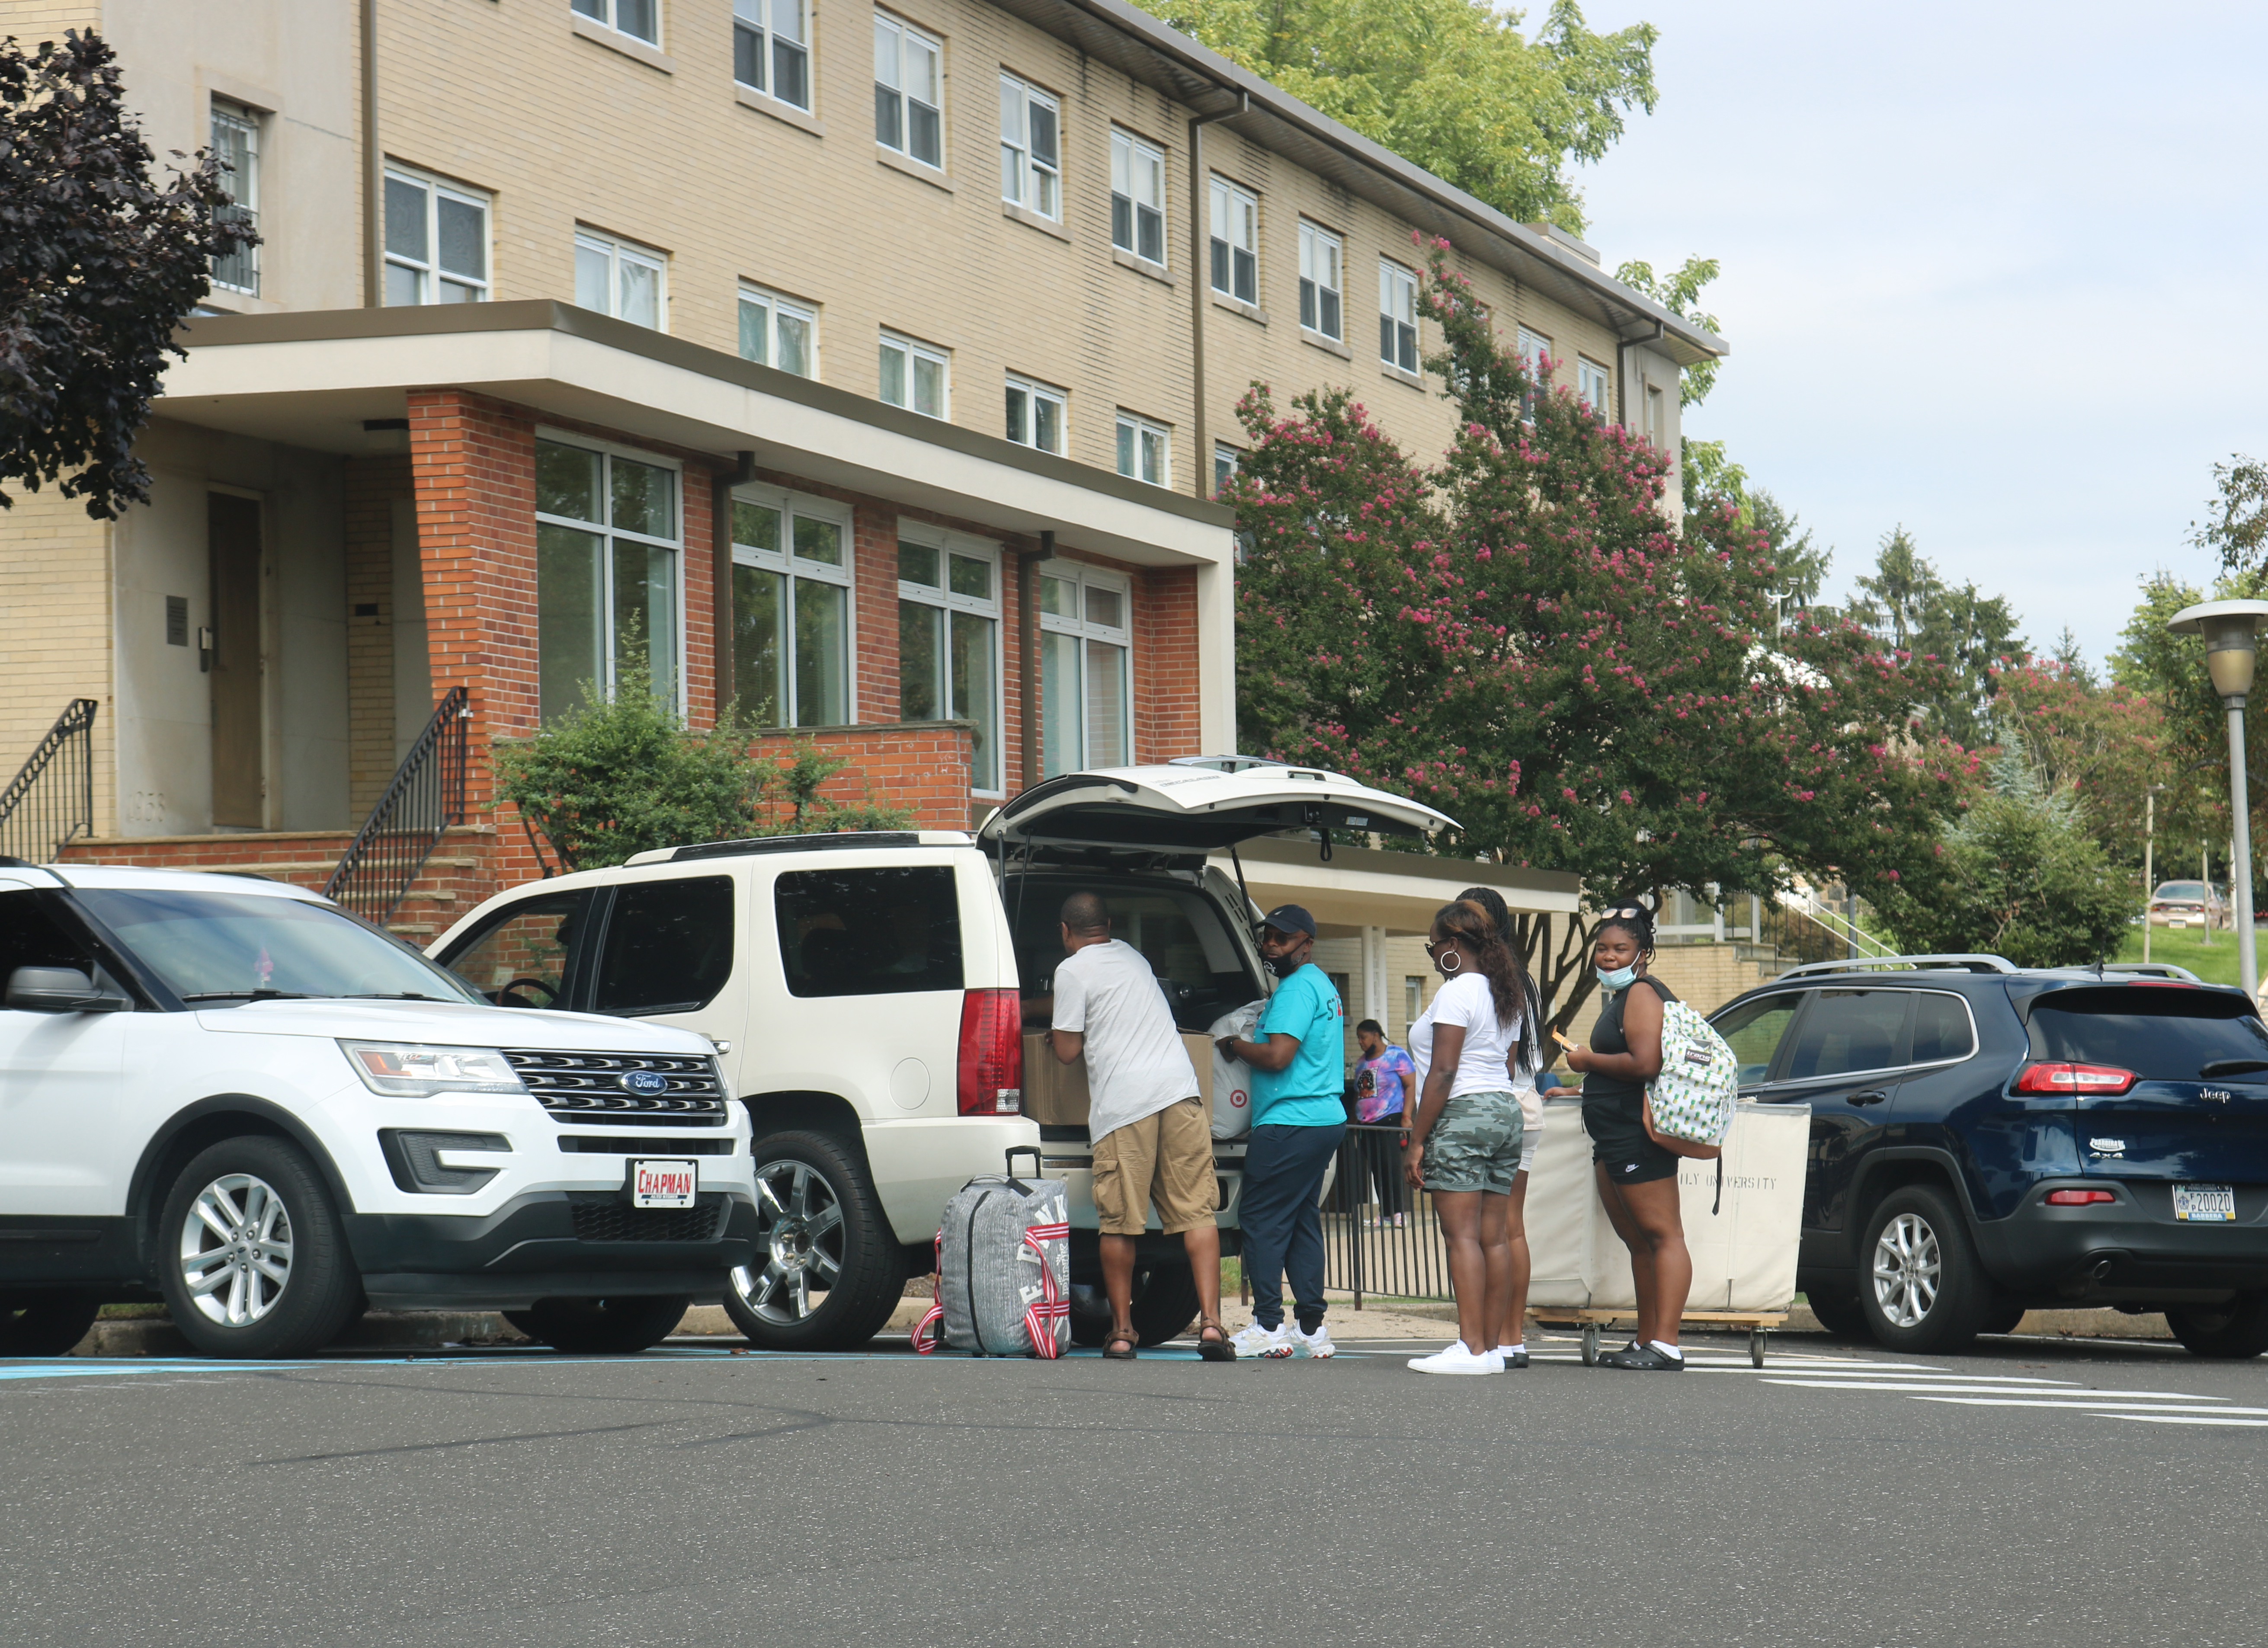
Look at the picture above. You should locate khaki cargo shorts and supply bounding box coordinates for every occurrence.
[1092,1097,1217,1236]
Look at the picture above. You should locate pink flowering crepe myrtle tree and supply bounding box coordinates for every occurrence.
[1224,241,1976,1028]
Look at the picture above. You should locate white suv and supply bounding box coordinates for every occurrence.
[0,864,756,1359]
[430,759,1448,1350]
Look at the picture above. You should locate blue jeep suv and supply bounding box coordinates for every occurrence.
[1708,954,2268,1357]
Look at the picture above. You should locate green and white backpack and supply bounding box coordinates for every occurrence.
[1643,998,1740,1161]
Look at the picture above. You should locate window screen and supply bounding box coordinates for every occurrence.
[775,866,963,997]
[1909,992,1976,1064]
[1781,989,1912,1081]
[0,891,94,990]
[2029,987,2268,1081]
[593,877,735,1014]
[1711,992,1802,1087]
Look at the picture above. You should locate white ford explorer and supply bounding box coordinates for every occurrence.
[429,758,1449,1352]
[0,864,756,1359]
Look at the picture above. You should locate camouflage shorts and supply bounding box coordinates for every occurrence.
[1420,1091,1526,1195]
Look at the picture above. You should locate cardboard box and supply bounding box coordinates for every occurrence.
[1022,1030,1214,1130]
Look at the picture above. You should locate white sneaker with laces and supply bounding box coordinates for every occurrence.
[1291,1323,1336,1359]
[1231,1322,1290,1359]
[1406,1341,1500,1375]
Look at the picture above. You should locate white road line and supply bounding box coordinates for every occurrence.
[1911,1398,2253,1413]
[2107,1414,2268,1427]
[1694,1368,2057,1382]
[1766,1379,2233,1399]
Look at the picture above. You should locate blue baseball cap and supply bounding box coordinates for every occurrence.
[1261,904,1317,939]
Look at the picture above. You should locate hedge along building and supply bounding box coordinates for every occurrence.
[4,0,1723,947]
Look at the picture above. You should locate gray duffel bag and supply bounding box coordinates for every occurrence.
[914,1148,1070,1359]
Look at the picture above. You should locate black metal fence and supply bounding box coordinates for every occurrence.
[1319,1123,1454,1306]
[323,686,469,923]
[0,699,99,864]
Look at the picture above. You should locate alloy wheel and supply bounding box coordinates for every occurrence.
[178,1172,295,1327]
[732,1159,846,1324]
[1871,1211,1941,1328]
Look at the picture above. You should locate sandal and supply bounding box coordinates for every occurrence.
[1102,1329,1139,1360]
[1196,1317,1237,1362]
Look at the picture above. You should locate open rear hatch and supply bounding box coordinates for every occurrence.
[978,758,1458,857]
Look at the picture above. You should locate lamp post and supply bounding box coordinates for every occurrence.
[2166,599,2268,996]
[2143,784,2164,965]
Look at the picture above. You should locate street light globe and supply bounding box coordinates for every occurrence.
[2168,598,2268,702]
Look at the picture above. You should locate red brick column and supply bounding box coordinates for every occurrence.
[1135,564,1202,763]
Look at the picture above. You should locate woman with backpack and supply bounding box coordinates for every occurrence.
[1560,903,1692,1371]
[1400,900,1531,1374]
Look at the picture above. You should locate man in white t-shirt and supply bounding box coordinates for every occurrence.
[1048,891,1233,1361]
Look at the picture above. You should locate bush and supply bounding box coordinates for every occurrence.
[490,674,910,871]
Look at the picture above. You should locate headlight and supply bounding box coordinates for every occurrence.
[340,1041,526,1097]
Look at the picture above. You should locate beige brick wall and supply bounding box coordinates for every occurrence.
[0,486,115,838]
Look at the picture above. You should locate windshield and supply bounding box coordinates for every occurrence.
[2154,883,2210,902]
[2029,987,2268,1081]
[76,889,484,1006]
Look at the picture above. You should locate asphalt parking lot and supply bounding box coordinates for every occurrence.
[6,1328,2265,1648]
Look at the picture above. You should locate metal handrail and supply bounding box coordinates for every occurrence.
[0,699,99,863]
[322,687,469,924]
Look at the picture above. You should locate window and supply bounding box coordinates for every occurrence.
[1214,444,1239,493]
[1037,562,1130,775]
[1645,384,1667,451]
[1110,128,1165,265]
[1576,357,1611,421]
[1208,176,1257,304]
[574,230,666,329]
[1711,992,1802,1088]
[729,488,852,729]
[738,285,816,376]
[1404,976,1423,1024]
[776,866,964,997]
[1909,993,1977,1066]
[1115,413,1169,488]
[733,0,810,109]
[899,529,1003,791]
[209,100,259,294]
[0,891,95,989]
[573,0,658,44]
[593,877,736,1015]
[2030,987,2268,1082]
[1516,326,1552,420]
[1379,259,1417,373]
[382,167,488,305]
[438,891,593,1008]
[999,74,1060,218]
[874,13,942,169]
[1781,990,1913,1082]
[879,333,948,418]
[534,437,681,719]
[1005,374,1065,454]
[1298,221,1342,340]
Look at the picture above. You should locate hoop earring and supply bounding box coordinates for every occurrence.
[1440,950,1461,972]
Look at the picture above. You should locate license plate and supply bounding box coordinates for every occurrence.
[2173,1183,2236,1222]
[2168,918,2191,928]
[631,1158,698,1209]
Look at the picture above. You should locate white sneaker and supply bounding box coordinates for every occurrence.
[1231,1322,1291,1359]
[1406,1341,1501,1375]
[1290,1323,1336,1359]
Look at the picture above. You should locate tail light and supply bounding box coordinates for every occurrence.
[2045,1188,2117,1206]
[957,989,1023,1116]
[2013,1062,2138,1096]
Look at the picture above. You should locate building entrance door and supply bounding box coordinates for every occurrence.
[207,493,264,828]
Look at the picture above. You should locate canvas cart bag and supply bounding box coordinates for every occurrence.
[913,1148,1070,1358]
[1643,998,1741,1160]
[1206,1001,1265,1140]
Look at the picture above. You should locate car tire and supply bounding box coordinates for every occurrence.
[1979,1302,2028,1337]
[723,1130,903,1352]
[504,1296,690,1353]
[0,1291,102,1357]
[1066,1262,1204,1347]
[1857,1184,1993,1354]
[2165,1294,2268,1359]
[156,1136,362,1359]
[1802,1286,1871,1341]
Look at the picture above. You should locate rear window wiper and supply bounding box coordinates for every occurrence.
[178,989,316,1003]
[2200,1059,2268,1078]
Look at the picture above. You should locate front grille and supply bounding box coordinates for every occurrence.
[505,1049,730,1126]
[567,1192,729,1243]
[556,1136,736,1155]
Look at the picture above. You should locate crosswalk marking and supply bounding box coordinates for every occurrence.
[2108,1414,2268,1427]
[1913,1399,2268,1414]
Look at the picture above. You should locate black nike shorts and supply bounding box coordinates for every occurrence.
[1583,1096,1682,1185]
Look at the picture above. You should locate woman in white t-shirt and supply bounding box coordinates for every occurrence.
[1400,899,1529,1375]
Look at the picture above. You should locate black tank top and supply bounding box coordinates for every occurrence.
[1580,974,1676,1114]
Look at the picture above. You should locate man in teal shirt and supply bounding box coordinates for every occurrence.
[1216,904,1347,1358]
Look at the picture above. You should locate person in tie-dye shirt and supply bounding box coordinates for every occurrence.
[1351,1020,1416,1223]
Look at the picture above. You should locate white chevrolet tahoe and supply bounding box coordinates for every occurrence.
[430,759,1449,1350]
[0,864,756,1359]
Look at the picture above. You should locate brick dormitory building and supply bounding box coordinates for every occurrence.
[4,0,1723,1037]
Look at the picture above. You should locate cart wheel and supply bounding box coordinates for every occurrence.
[1749,1328,1766,1369]
[1581,1323,1600,1366]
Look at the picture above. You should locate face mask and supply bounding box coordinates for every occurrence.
[1266,950,1304,979]
[1596,963,1638,992]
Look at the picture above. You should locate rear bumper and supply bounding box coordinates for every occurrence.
[1972,1179,2268,1298]
[862,1116,1042,1243]
[344,1190,759,1310]
[1039,1127,1249,1234]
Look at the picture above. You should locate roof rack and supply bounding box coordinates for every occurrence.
[1778,953,2017,979]
[2095,962,2205,983]
[628,830,933,866]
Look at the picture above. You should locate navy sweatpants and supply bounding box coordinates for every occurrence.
[1240,1121,1347,1331]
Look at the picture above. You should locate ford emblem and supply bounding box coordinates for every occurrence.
[620,1069,670,1096]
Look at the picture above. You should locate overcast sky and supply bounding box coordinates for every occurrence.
[1573,0,2268,671]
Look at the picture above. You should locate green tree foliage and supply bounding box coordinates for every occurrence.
[1748,487,1830,632]
[1847,526,2027,749]
[1225,246,1973,1024]
[1992,653,2169,874]
[1133,0,1655,232]
[1874,754,2139,967]
[490,675,910,871]
[0,32,257,518]
[2190,453,2268,573]
[1611,254,1734,517]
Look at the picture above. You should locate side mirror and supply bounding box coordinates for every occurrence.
[6,966,130,1013]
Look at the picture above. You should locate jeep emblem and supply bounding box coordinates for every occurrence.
[620,1069,669,1096]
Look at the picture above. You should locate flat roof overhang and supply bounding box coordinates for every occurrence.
[154,302,1235,570]
[1214,836,1581,935]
